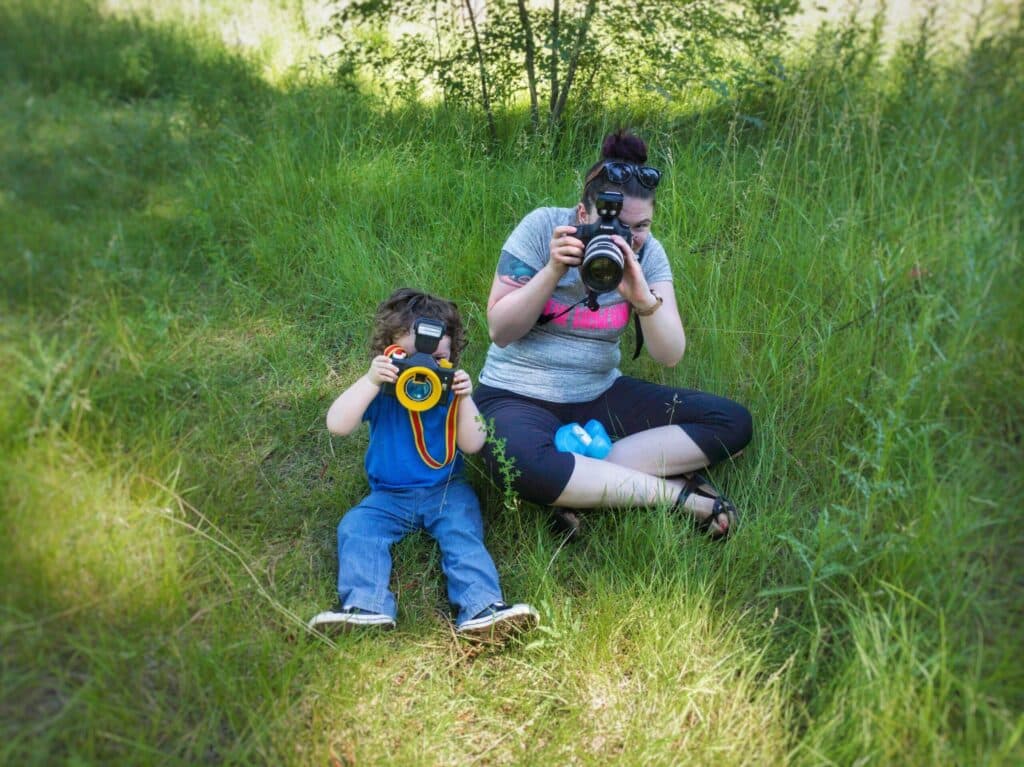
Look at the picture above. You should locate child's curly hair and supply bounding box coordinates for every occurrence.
[370,288,467,364]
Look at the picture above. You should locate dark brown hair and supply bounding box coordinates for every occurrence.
[369,288,466,364]
[581,129,656,209]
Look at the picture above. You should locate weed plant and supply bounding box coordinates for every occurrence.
[1,1,1021,764]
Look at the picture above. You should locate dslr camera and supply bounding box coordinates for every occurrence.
[574,191,632,293]
[381,318,454,412]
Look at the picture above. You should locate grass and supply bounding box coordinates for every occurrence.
[1,0,1021,764]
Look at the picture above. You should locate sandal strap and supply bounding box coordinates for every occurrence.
[682,470,722,500]
[708,497,739,539]
[676,479,717,534]
[675,474,704,509]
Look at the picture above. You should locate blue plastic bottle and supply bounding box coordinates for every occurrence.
[554,420,612,459]
[583,419,612,458]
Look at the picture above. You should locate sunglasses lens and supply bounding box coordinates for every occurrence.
[603,162,630,184]
[638,167,662,188]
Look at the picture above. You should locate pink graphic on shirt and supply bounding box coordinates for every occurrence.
[543,298,630,331]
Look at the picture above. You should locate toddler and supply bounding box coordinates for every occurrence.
[309,288,538,639]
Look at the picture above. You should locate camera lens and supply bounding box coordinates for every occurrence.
[402,374,434,403]
[395,365,444,411]
[580,235,624,293]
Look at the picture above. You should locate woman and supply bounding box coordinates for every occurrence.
[475,130,752,539]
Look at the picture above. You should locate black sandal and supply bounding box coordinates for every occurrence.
[698,496,739,540]
[679,470,721,500]
[675,475,739,540]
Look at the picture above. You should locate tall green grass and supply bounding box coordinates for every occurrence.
[2,1,1021,764]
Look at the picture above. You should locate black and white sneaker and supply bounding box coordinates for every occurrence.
[456,602,539,639]
[308,603,396,633]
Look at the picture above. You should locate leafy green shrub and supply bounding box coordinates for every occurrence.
[323,0,798,140]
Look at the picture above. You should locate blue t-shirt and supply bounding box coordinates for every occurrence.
[362,391,464,490]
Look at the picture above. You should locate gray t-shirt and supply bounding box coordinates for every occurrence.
[479,207,673,403]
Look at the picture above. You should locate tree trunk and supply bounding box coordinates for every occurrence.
[551,0,597,126]
[549,0,560,118]
[516,0,539,130]
[462,0,498,147]
[432,1,448,105]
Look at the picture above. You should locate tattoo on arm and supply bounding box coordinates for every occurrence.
[497,252,537,288]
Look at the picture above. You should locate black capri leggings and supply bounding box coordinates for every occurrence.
[474,376,753,506]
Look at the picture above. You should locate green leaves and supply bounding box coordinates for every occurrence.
[322,0,799,135]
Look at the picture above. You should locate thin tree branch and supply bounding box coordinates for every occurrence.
[462,0,498,147]
[516,0,539,130]
[550,0,561,116]
[552,0,597,125]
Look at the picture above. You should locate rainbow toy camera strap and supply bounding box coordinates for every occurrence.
[408,395,459,469]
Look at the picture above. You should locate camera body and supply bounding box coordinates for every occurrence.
[381,318,455,412]
[574,191,632,293]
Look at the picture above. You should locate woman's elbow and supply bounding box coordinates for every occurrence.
[488,322,521,348]
[656,342,686,368]
[486,312,509,347]
[488,326,509,347]
[660,354,683,368]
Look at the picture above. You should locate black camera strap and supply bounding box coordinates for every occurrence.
[631,312,645,360]
[536,291,646,359]
[536,293,592,325]
[630,243,648,359]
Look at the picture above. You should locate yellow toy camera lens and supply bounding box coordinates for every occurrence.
[395,366,443,411]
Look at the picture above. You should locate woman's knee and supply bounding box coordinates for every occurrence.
[722,400,753,456]
[688,398,753,463]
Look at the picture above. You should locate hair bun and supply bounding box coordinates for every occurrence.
[601,129,648,164]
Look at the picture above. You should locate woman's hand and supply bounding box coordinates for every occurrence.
[365,355,398,387]
[544,225,585,278]
[452,369,473,398]
[611,234,653,308]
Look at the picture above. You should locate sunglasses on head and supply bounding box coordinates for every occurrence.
[586,161,662,190]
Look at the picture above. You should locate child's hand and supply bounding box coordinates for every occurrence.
[366,355,398,387]
[452,369,473,397]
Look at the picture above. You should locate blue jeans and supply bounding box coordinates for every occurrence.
[336,480,504,625]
